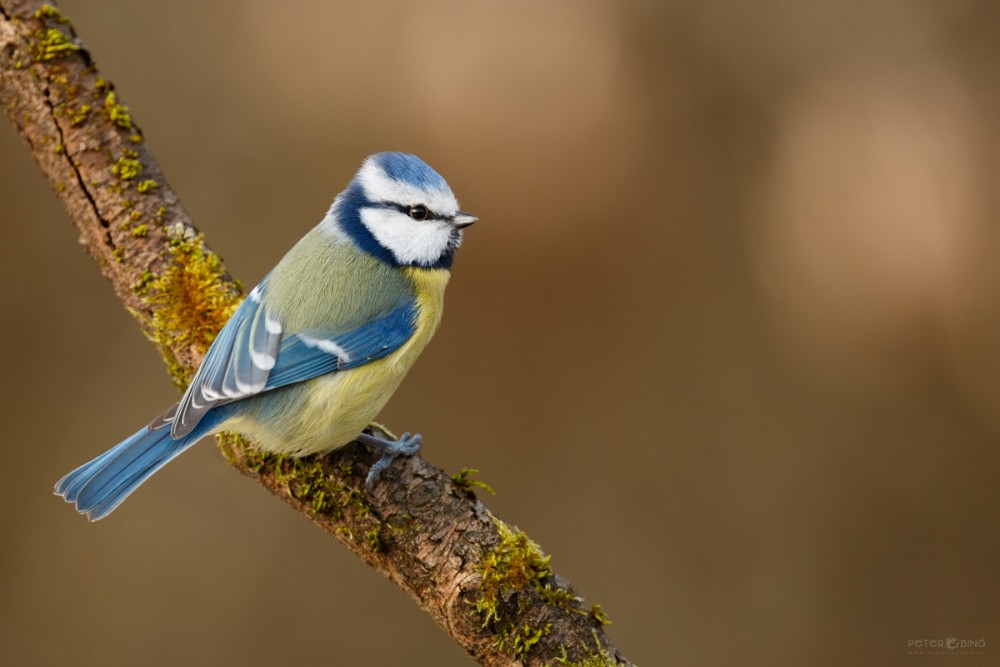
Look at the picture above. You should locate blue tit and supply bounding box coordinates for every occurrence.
[55,152,477,521]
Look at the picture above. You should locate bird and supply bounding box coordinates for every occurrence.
[54,152,476,521]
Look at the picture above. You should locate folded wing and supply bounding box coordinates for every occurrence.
[164,276,417,438]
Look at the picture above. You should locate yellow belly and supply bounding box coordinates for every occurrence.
[219,266,449,456]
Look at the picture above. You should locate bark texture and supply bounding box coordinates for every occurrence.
[1,2,632,665]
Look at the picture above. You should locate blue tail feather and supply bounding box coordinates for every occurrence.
[55,437,137,502]
[54,425,199,521]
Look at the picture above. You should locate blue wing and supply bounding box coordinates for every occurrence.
[265,299,417,389]
[168,276,418,438]
[169,277,280,437]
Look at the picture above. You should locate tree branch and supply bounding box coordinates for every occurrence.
[1,2,631,665]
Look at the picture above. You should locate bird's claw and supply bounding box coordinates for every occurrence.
[356,431,422,491]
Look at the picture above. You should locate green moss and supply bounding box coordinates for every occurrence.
[32,27,79,61]
[451,468,495,496]
[136,179,158,194]
[52,143,65,154]
[111,155,142,181]
[537,587,611,626]
[217,433,381,547]
[589,604,611,626]
[130,133,143,144]
[284,455,366,519]
[475,516,552,627]
[226,435,276,473]
[540,584,580,613]
[493,623,553,657]
[131,224,148,238]
[553,632,620,666]
[112,247,125,263]
[274,453,339,515]
[104,91,132,130]
[473,516,615,661]
[367,526,384,552]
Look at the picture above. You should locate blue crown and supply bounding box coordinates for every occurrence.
[370,152,449,191]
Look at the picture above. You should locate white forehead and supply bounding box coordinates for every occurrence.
[356,159,459,215]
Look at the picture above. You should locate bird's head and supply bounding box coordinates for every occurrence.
[328,152,476,269]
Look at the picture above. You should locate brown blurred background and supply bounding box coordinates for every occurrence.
[2,1,999,665]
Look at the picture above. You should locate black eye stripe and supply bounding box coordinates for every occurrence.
[381,202,446,221]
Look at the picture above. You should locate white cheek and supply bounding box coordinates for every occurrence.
[360,208,453,265]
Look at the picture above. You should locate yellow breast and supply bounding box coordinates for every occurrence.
[224,267,451,456]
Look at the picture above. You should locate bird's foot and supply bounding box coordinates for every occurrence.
[356,431,422,491]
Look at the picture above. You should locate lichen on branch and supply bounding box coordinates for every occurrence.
[138,228,243,388]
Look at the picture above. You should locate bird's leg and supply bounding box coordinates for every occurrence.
[356,431,422,491]
[366,421,398,440]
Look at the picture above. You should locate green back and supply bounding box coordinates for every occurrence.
[265,227,412,335]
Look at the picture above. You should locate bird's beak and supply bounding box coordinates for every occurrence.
[451,212,478,229]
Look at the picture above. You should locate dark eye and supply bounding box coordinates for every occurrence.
[408,204,429,221]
